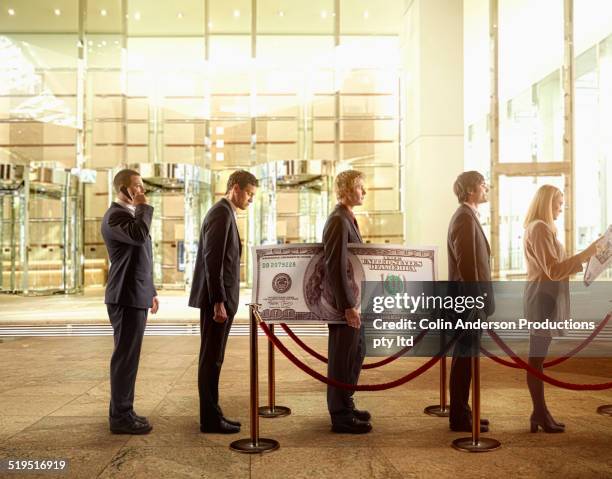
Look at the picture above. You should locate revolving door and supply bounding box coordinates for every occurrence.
[254,160,333,245]
[131,163,211,290]
[0,164,82,294]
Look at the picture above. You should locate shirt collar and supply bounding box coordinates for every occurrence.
[224,197,238,219]
[116,198,136,216]
[463,202,480,219]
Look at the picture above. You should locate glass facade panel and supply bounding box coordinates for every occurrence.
[498,0,563,164]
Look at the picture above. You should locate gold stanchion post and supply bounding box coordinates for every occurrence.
[259,324,291,418]
[452,335,500,453]
[596,405,612,416]
[230,304,280,454]
[424,332,449,417]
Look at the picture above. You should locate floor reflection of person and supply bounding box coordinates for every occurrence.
[523,185,602,433]
[322,170,371,434]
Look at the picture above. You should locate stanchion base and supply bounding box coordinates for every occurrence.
[596,405,612,416]
[230,438,280,454]
[451,437,501,453]
[259,406,292,418]
[424,405,449,417]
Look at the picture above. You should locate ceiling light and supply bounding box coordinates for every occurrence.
[134,11,141,21]
[233,9,240,18]
[54,8,61,16]
[278,10,284,17]
[101,40,107,46]
[88,40,93,45]
[208,21,213,28]
[100,8,107,16]
[320,10,327,19]
[8,8,15,16]
[177,12,183,19]
[363,10,369,19]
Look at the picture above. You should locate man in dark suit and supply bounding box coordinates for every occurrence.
[323,170,371,434]
[101,168,159,435]
[447,170,494,432]
[189,169,258,434]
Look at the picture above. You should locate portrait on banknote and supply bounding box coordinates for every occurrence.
[302,251,365,321]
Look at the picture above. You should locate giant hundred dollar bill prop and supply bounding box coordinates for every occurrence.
[252,243,437,324]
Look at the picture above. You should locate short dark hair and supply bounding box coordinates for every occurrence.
[113,169,140,194]
[226,169,258,193]
[453,171,485,203]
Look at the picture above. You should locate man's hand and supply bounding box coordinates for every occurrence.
[214,302,228,323]
[345,307,361,329]
[150,296,159,314]
[133,191,148,206]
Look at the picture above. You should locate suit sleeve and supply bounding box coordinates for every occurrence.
[324,215,356,310]
[529,222,583,281]
[451,213,479,282]
[203,208,231,304]
[107,204,153,246]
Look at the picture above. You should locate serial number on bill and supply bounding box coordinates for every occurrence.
[1,459,69,473]
[262,261,296,269]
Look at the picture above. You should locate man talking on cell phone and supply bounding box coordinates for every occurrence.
[101,169,159,435]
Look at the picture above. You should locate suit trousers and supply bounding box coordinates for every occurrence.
[327,323,366,422]
[107,304,148,419]
[198,305,234,425]
[449,329,481,427]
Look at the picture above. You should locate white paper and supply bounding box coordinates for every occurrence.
[584,225,612,286]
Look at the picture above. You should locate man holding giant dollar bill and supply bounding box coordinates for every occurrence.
[323,170,372,434]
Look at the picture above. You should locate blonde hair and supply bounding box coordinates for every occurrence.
[334,170,364,201]
[524,184,562,229]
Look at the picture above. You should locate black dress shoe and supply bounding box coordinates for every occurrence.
[449,422,489,433]
[352,409,371,422]
[331,417,372,434]
[110,417,153,435]
[222,416,242,427]
[200,418,240,434]
[130,411,149,425]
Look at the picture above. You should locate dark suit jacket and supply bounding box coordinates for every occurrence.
[447,204,494,316]
[322,204,363,312]
[101,202,157,309]
[188,198,242,317]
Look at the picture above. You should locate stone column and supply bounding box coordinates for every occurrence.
[400,0,464,279]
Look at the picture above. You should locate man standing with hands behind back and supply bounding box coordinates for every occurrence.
[189,170,258,434]
[323,170,371,434]
[447,170,494,433]
[102,169,159,435]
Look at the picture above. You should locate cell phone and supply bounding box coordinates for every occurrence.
[120,186,133,201]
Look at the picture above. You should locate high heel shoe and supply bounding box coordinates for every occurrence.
[530,413,565,433]
[546,409,565,428]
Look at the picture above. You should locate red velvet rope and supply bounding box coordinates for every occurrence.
[258,320,458,391]
[482,313,612,370]
[543,313,612,367]
[278,323,430,369]
[487,329,612,391]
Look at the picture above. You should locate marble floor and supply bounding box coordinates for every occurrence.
[1,333,612,478]
[0,289,249,325]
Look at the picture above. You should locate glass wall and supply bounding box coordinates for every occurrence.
[1,0,405,290]
[465,0,612,279]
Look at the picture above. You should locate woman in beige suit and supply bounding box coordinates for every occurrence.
[523,185,601,433]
